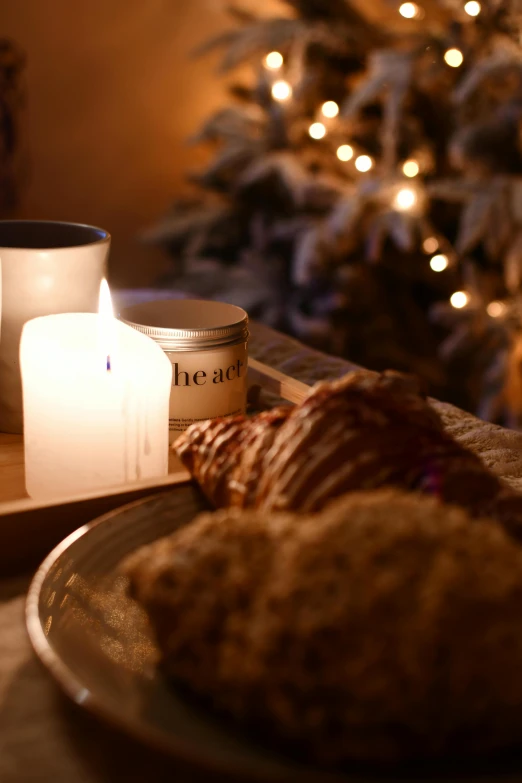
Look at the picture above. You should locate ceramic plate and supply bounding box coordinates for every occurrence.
[25,487,522,783]
[25,485,355,782]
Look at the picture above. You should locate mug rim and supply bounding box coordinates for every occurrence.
[0,220,110,250]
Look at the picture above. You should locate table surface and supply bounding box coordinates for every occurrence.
[3,315,522,782]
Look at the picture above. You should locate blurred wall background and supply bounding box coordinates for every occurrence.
[0,0,230,286]
[0,0,386,288]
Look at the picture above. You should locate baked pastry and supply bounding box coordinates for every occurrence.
[124,489,522,764]
[174,370,522,538]
[175,406,291,509]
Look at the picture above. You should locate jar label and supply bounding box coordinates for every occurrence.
[166,343,247,440]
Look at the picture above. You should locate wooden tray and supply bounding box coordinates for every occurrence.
[0,359,310,575]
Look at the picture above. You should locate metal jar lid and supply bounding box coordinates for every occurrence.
[118,298,249,352]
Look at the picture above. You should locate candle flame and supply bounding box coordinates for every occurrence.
[99,279,113,319]
[98,279,114,372]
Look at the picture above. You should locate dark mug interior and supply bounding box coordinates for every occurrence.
[0,221,109,249]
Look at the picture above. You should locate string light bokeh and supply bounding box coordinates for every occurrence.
[399,2,419,18]
[337,144,354,161]
[394,187,417,211]
[464,1,481,16]
[423,237,438,253]
[430,254,448,272]
[265,51,283,70]
[355,155,373,172]
[403,159,420,177]
[272,80,292,101]
[309,122,326,139]
[444,48,464,67]
[321,101,339,118]
[487,301,506,318]
[450,291,469,309]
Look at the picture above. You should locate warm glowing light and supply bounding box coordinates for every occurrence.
[321,100,339,118]
[265,51,283,69]
[99,278,114,320]
[487,300,506,318]
[394,187,417,211]
[450,291,469,309]
[423,237,438,253]
[309,122,326,139]
[444,48,464,67]
[98,279,115,371]
[337,144,354,162]
[399,2,419,18]
[271,80,292,101]
[355,154,373,172]
[464,0,481,15]
[403,159,420,177]
[430,254,448,272]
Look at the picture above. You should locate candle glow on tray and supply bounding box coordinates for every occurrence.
[20,281,172,500]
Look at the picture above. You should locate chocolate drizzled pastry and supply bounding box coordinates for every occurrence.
[124,490,522,764]
[175,406,291,509]
[174,370,522,538]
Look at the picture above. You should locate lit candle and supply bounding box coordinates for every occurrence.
[20,281,172,500]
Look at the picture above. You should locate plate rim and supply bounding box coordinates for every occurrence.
[25,491,349,783]
[25,493,241,776]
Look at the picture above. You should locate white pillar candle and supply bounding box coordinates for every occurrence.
[20,282,172,500]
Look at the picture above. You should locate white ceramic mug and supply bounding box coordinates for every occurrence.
[0,221,110,433]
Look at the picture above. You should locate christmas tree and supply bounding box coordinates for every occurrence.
[146,0,522,424]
